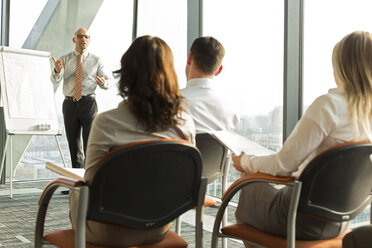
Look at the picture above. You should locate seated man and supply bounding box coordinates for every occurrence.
[181,36,239,133]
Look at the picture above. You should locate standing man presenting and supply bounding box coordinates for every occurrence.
[51,27,112,169]
[181,36,239,133]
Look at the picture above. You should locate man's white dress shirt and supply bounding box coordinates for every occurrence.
[50,50,111,96]
[181,78,239,133]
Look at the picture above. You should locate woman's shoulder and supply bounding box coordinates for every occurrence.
[179,110,195,127]
[315,87,344,102]
[309,88,345,109]
[305,87,347,121]
[173,111,196,143]
[94,101,131,124]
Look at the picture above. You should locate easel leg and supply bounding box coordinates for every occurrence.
[0,134,9,182]
[11,135,33,196]
[55,136,67,168]
[10,135,13,198]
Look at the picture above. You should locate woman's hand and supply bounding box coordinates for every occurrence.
[232,152,246,173]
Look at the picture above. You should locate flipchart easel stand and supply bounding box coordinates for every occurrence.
[0,130,67,198]
[0,46,64,198]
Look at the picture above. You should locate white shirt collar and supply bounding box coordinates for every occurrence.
[186,78,213,88]
[328,87,345,96]
[73,50,88,58]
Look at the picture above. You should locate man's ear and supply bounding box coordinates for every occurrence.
[214,65,223,76]
[187,52,193,65]
[72,37,76,44]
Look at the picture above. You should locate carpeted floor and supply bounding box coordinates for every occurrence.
[0,180,242,248]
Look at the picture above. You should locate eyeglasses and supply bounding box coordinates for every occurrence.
[75,34,90,39]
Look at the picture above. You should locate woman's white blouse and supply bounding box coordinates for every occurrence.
[241,87,366,177]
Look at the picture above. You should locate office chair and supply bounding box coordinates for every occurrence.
[175,133,230,247]
[211,141,372,248]
[34,139,208,248]
[196,133,230,184]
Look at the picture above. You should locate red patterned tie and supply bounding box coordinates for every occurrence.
[74,54,83,101]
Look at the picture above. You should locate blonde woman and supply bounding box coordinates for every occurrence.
[232,31,372,241]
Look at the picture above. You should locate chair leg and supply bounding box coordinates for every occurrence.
[286,182,301,248]
[195,207,204,248]
[195,178,207,248]
[175,216,182,235]
[222,208,227,248]
[221,157,230,248]
[75,186,89,248]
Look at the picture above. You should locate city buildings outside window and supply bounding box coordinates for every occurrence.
[203,0,284,201]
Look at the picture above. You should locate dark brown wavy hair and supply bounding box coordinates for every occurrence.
[114,35,184,132]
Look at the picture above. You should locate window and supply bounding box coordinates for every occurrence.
[137,0,187,87]
[0,2,2,43]
[9,0,48,48]
[303,0,372,109]
[203,0,284,198]
[11,0,133,180]
[89,0,133,113]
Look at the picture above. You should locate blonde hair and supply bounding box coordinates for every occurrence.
[332,31,372,139]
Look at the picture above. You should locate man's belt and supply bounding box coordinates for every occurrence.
[65,94,95,102]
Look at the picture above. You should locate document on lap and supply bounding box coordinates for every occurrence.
[210,130,275,156]
[46,162,85,181]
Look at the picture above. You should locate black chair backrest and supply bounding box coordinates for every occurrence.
[86,139,203,230]
[298,142,372,222]
[196,133,228,184]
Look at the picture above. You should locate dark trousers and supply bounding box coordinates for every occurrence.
[63,96,97,168]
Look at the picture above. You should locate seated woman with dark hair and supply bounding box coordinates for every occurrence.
[69,35,195,247]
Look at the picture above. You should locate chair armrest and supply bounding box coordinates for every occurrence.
[34,178,86,247]
[222,172,295,201]
[211,172,296,247]
[38,178,86,205]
